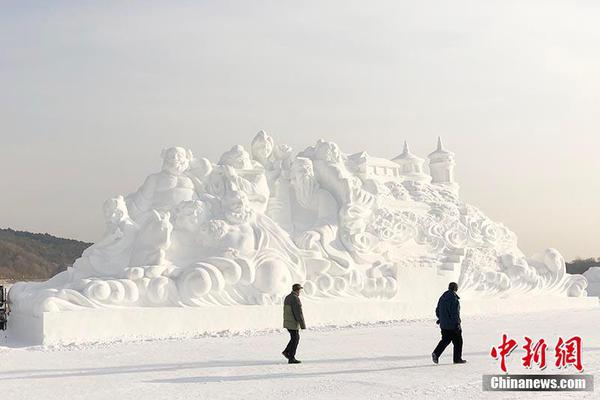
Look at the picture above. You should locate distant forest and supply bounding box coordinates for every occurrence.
[0,228,91,281]
[566,257,600,275]
[0,227,597,282]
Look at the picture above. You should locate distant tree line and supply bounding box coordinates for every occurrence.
[0,228,91,282]
[565,257,600,275]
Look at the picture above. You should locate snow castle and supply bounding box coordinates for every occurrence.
[7,133,596,344]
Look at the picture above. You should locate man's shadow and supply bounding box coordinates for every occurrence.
[146,362,444,384]
[2,351,490,380]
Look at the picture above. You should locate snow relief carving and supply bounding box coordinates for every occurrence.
[9,133,587,316]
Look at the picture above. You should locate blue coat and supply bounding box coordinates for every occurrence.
[435,290,461,330]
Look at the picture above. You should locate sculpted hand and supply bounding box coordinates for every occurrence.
[295,231,321,250]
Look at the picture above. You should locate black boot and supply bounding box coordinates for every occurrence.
[288,358,302,364]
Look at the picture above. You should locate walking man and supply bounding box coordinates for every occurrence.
[432,282,467,364]
[282,283,306,364]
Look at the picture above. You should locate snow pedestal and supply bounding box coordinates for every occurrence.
[7,296,598,345]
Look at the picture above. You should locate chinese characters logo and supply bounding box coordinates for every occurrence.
[490,335,583,373]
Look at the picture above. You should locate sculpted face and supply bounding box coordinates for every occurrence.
[206,167,229,199]
[315,141,342,163]
[174,200,210,232]
[162,147,191,175]
[103,196,128,225]
[291,158,319,209]
[292,157,314,181]
[251,131,274,161]
[219,145,253,170]
[223,191,252,224]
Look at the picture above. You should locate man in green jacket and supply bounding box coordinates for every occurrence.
[282,283,306,364]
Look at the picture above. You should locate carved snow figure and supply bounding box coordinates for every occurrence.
[129,210,173,267]
[127,147,196,218]
[299,140,377,264]
[289,157,353,278]
[71,195,139,280]
[251,130,294,231]
[167,200,213,265]
[250,130,293,181]
[8,134,589,318]
[218,145,270,214]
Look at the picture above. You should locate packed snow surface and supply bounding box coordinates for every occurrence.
[2,307,598,400]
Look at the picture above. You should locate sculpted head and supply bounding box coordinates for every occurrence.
[161,147,193,175]
[315,140,342,163]
[291,157,314,181]
[103,195,129,225]
[291,157,319,208]
[251,130,274,162]
[174,200,211,232]
[206,167,227,199]
[219,145,253,170]
[223,190,253,225]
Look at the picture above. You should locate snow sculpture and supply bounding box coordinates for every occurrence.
[9,134,588,317]
[392,141,431,184]
[428,137,459,195]
[583,267,600,297]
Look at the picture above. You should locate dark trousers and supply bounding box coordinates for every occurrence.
[284,329,300,358]
[433,328,463,362]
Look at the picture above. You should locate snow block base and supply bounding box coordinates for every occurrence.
[7,296,599,345]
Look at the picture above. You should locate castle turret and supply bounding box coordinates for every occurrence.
[428,137,459,195]
[392,141,431,183]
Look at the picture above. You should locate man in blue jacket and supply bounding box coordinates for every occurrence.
[432,282,467,364]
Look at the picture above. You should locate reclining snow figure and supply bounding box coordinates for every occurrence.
[9,133,588,316]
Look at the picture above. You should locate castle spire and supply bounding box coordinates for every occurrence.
[428,137,452,158]
[403,140,410,155]
[428,136,458,195]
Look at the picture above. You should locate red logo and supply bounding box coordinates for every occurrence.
[555,336,583,372]
[490,334,518,373]
[522,337,547,370]
[491,335,583,373]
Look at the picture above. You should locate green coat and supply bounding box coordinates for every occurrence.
[283,292,306,330]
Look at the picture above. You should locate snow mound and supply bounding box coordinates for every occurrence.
[583,267,600,297]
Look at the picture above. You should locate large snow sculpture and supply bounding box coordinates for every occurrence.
[9,134,588,317]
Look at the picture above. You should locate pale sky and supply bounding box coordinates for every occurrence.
[0,1,599,260]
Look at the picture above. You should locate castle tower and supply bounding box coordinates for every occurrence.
[428,137,459,195]
[392,141,431,183]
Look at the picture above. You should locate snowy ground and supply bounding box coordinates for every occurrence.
[1,307,598,400]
